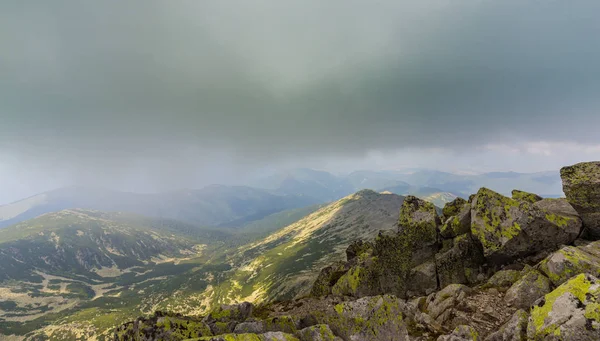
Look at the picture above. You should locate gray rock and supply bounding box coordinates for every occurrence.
[486,269,522,289]
[440,203,471,239]
[435,234,485,288]
[561,161,600,239]
[485,310,528,341]
[538,240,600,286]
[426,284,472,325]
[527,273,600,340]
[321,295,412,341]
[234,321,266,334]
[504,269,552,309]
[263,332,300,341]
[311,261,350,297]
[470,187,581,264]
[407,260,438,297]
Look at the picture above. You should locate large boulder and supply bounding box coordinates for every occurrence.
[397,195,441,265]
[470,187,581,264]
[504,269,552,309]
[484,310,529,341]
[538,240,600,286]
[435,234,485,288]
[527,273,600,340]
[371,197,441,297]
[561,161,600,239]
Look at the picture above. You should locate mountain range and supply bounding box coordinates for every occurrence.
[0,168,563,230]
[0,166,569,340]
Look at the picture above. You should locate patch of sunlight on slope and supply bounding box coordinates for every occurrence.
[163,190,405,316]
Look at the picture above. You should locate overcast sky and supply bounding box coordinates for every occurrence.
[1,1,600,204]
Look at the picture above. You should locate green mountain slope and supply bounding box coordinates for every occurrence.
[0,209,229,337]
[0,205,326,340]
[154,190,404,316]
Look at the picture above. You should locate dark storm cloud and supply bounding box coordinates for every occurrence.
[1,1,600,202]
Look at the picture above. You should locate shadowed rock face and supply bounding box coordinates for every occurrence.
[561,161,600,239]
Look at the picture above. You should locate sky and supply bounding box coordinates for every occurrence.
[1,1,600,204]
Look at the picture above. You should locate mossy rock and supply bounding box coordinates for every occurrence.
[345,240,373,263]
[435,234,485,289]
[486,269,523,289]
[191,332,299,340]
[263,316,299,334]
[440,203,471,240]
[504,269,552,309]
[330,262,378,297]
[560,161,600,240]
[442,197,467,220]
[113,311,213,340]
[527,273,600,340]
[203,303,254,335]
[561,161,600,239]
[297,324,340,341]
[538,241,600,286]
[512,189,543,203]
[317,295,412,341]
[311,261,350,297]
[398,196,441,249]
[471,187,581,265]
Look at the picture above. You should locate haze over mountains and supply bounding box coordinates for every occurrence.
[0,167,563,229]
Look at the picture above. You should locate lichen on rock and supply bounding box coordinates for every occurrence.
[527,273,600,340]
[561,161,600,239]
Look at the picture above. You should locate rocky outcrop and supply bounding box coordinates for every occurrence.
[471,187,581,264]
[115,162,600,341]
[561,161,600,239]
[113,311,213,340]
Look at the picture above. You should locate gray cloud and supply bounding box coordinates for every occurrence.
[1,1,600,202]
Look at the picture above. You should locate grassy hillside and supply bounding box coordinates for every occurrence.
[153,190,404,316]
